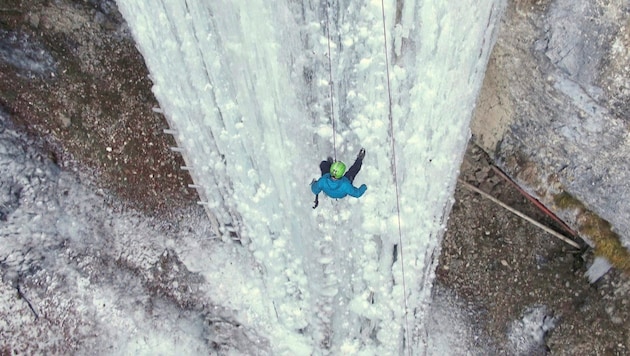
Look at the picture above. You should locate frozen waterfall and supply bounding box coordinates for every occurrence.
[116,0,505,353]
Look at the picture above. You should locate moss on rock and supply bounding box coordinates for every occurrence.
[553,191,630,273]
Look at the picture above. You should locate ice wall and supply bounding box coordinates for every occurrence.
[116,0,505,353]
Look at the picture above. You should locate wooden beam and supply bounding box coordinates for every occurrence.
[458,179,581,249]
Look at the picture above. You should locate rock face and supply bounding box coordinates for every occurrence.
[472,0,630,268]
[0,0,196,218]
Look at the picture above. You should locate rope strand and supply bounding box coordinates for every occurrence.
[324,0,410,352]
[325,0,337,161]
[380,1,411,354]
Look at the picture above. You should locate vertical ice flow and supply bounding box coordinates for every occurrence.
[116,0,505,353]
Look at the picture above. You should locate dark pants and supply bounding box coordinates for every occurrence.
[319,156,363,183]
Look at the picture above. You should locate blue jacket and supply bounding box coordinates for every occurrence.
[311,173,367,199]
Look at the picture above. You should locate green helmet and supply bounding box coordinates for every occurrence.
[330,161,346,179]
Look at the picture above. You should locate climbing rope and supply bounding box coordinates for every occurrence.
[379,0,412,354]
[324,0,338,161]
[323,0,411,351]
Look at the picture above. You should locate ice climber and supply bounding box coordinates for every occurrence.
[311,148,367,208]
